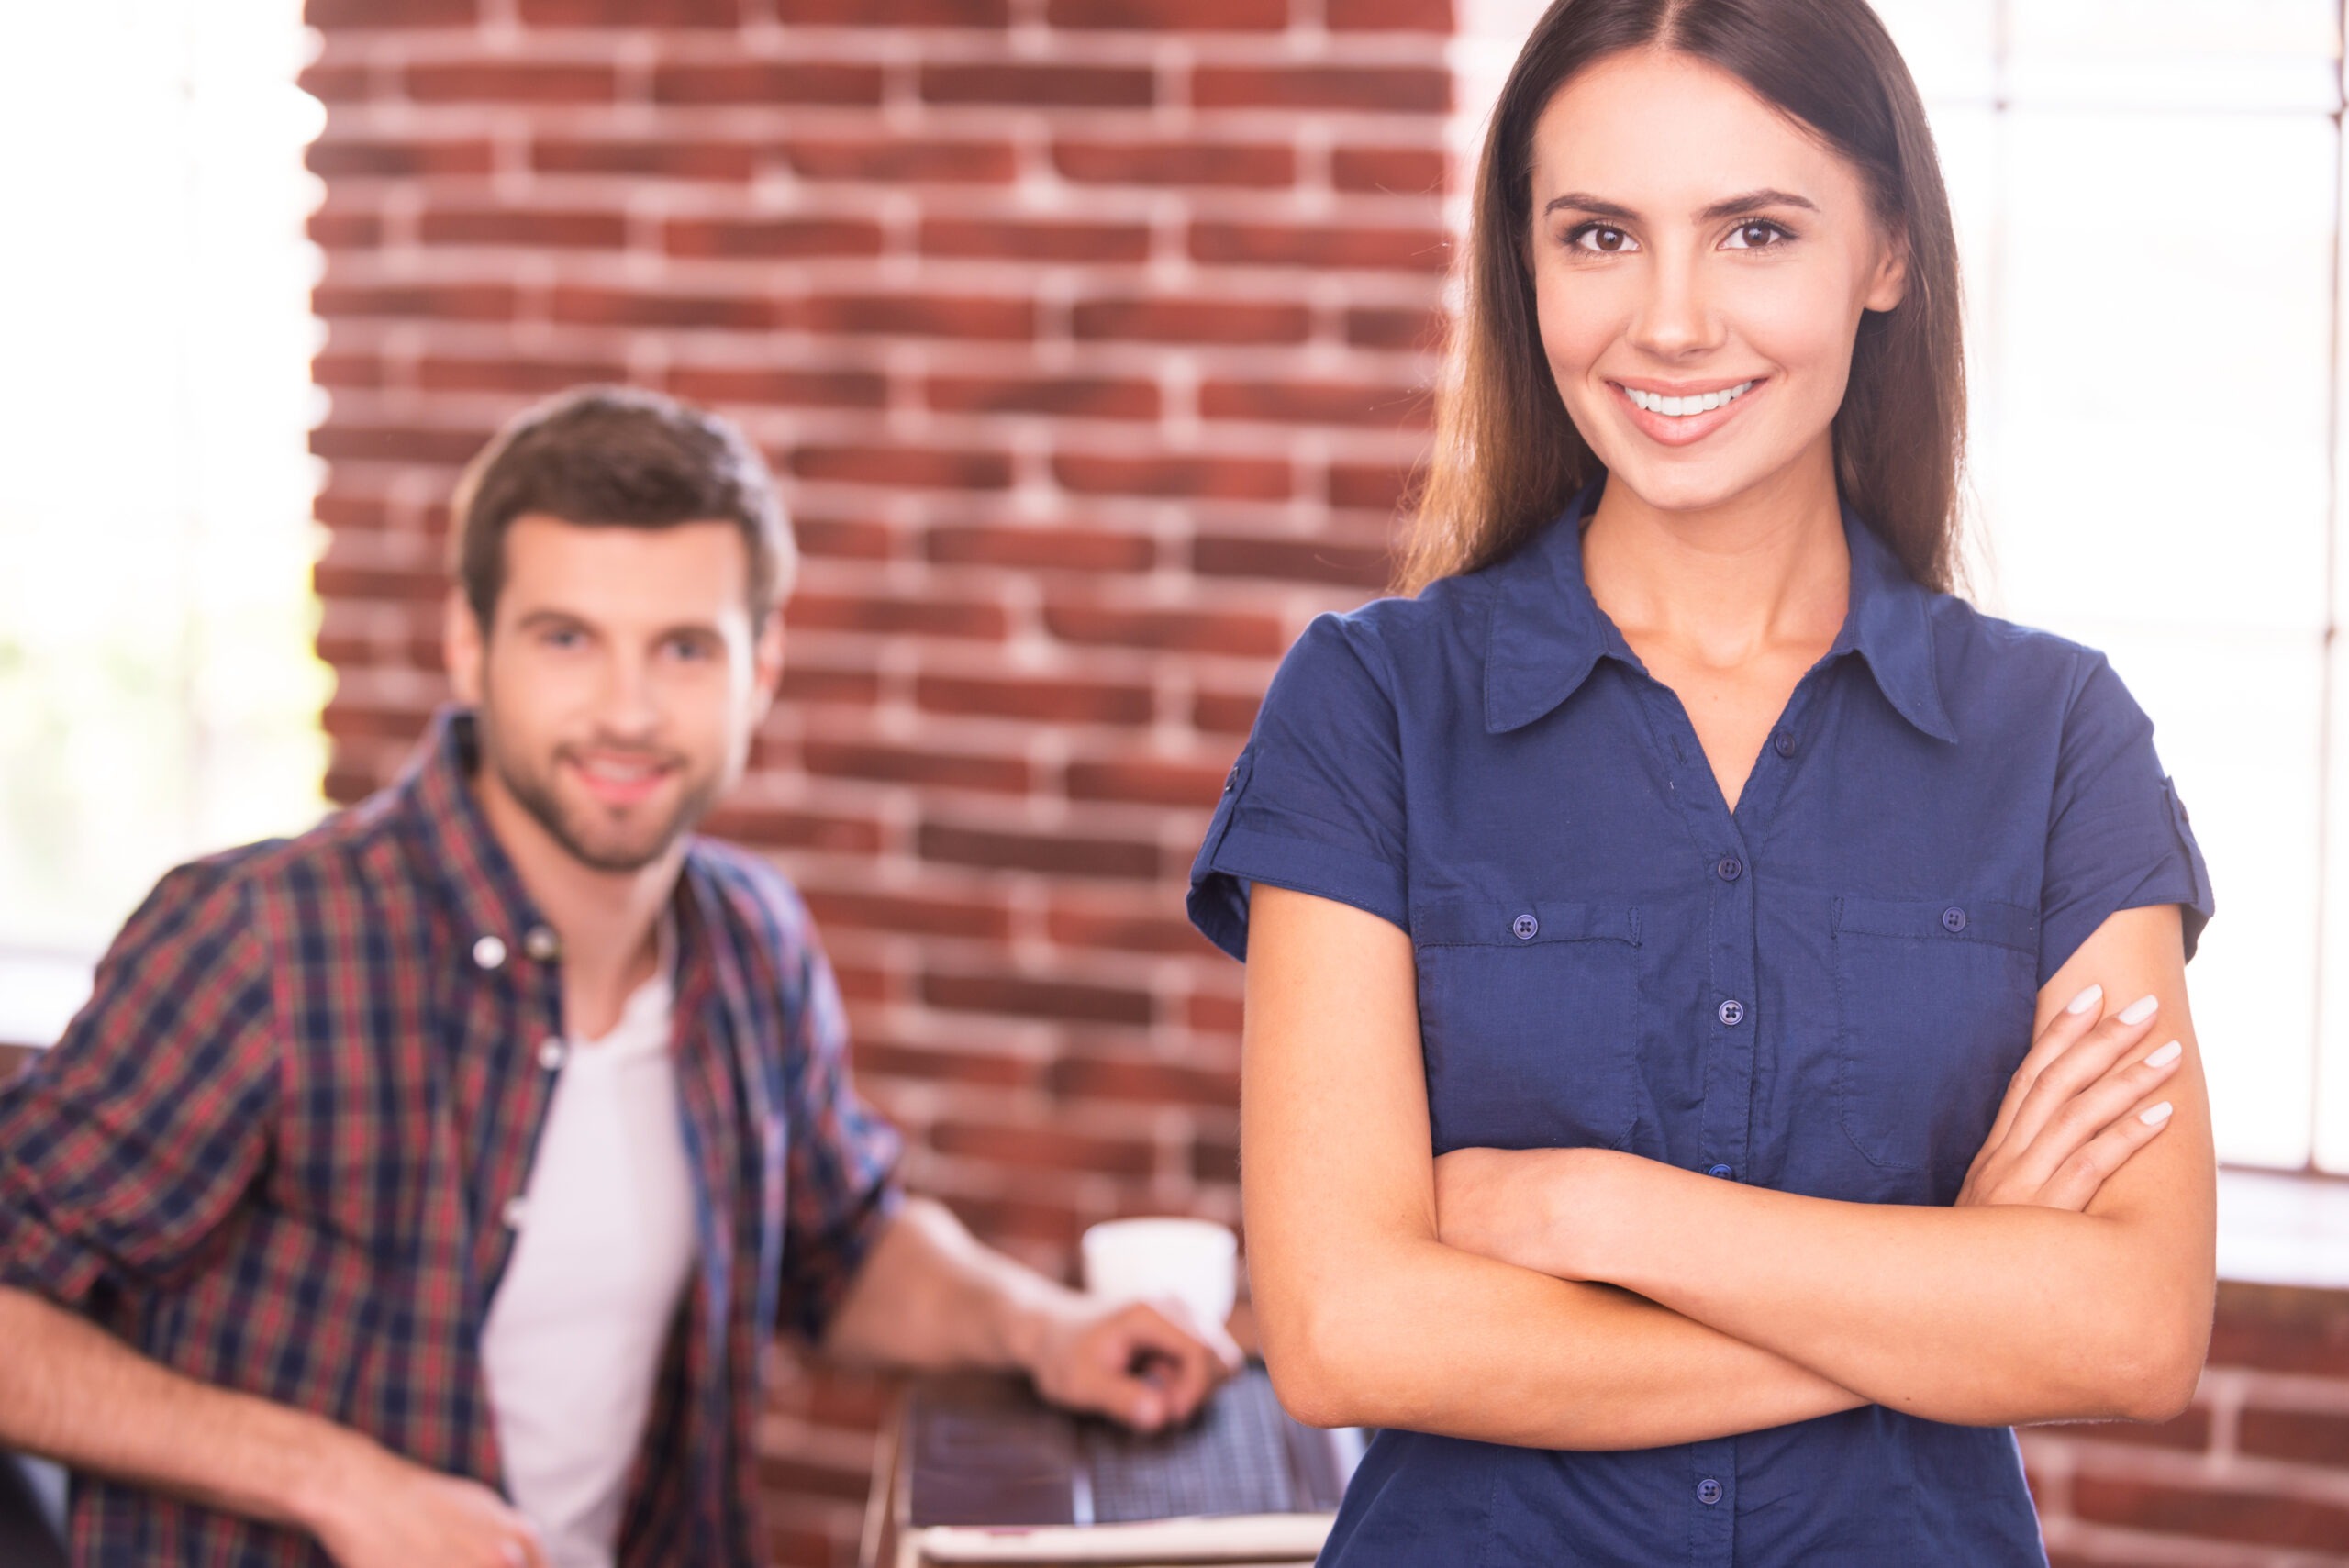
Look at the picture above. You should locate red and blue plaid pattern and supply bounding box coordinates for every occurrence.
[0,707,905,1565]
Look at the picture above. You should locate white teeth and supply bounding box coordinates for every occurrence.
[1626,380,1753,417]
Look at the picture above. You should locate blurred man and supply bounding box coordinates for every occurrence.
[0,386,1239,1568]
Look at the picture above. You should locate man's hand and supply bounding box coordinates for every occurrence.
[300,1435,548,1568]
[1957,984,2183,1212]
[1022,1295,1245,1433]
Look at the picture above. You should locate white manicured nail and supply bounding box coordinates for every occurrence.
[2143,1040,2182,1068]
[2118,994,2160,1026]
[2065,984,2104,1015]
[2140,1101,2175,1126]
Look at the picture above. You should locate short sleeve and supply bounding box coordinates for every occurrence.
[1188,610,1408,962]
[0,864,277,1311]
[2037,651,2215,986]
[775,927,906,1345]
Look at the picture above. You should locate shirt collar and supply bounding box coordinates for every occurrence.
[393,705,562,964]
[1482,475,1957,744]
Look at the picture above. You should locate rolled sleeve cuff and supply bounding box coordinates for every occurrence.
[0,1195,107,1308]
[1189,825,1410,962]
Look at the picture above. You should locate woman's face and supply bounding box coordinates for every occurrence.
[1525,49,1908,517]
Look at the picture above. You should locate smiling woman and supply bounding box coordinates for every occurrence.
[1191,2,2218,1564]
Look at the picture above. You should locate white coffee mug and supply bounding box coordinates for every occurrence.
[1080,1217,1239,1333]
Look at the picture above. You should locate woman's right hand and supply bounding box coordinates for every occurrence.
[1955,984,2184,1213]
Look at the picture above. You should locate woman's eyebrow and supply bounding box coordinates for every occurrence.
[1540,187,1822,221]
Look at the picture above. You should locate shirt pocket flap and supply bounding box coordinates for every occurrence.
[1413,898,1642,950]
[1832,894,2037,954]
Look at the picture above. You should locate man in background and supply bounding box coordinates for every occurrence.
[0,386,1239,1567]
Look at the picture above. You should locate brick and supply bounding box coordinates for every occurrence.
[1325,0,1453,28]
[1050,1054,1237,1107]
[1065,757,1230,807]
[791,516,898,561]
[925,524,1155,573]
[931,1194,1084,1248]
[2237,1406,2349,1464]
[1191,219,1452,272]
[306,138,495,178]
[663,217,882,259]
[518,0,738,21]
[1330,460,1418,512]
[1186,990,1245,1034]
[916,673,1152,725]
[420,206,627,250]
[1047,0,1286,29]
[1200,377,1431,428]
[799,888,1013,941]
[778,0,1008,18]
[930,1119,1154,1175]
[549,285,784,329]
[2069,1475,2349,1550]
[311,351,385,389]
[664,366,888,410]
[314,283,518,321]
[856,1040,1045,1090]
[1072,296,1309,345]
[1052,140,1293,188]
[920,217,1152,264]
[1052,451,1288,501]
[777,663,881,706]
[783,139,1016,183]
[1331,145,1446,193]
[1192,1131,1241,1183]
[802,294,1032,341]
[1194,533,1390,587]
[407,62,618,102]
[919,63,1154,107]
[925,374,1157,421]
[923,972,1154,1028]
[417,355,631,395]
[297,61,372,101]
[801,740,1029,794]
[310,423,492,465]
[1191,687,1261,734]
[918,821,1160,881]
[652,61,884,104]
[2209,1282,2349,1376]
[791,444,1014,491]
[307,0,476,27]
[696,805,884,853]
[1190,65,1450,114]
[308,207,384,249]
[1347,305,1444,350]
[531,139,758,181]
[1042,602,1286,657]
[1045,894,1214,955]
[787,591,1008,639]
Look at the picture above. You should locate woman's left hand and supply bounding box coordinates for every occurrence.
[1433,1145,1609,1279]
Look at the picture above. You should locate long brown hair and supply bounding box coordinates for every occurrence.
[1397,0,1965,594]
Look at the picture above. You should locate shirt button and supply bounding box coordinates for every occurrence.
[1717,998,1746,1027]
[500,1195,529,1230]
[537,1038,566,1072]
[1715,855,1743,882]
[1707,1162,1735,1179]
[1511,913,1540,940]
[1941,906,1968,934]
[1772,730,1796,758]
[1697,1477,1723,1506]
[471,934,507,971]
[523,925,562,962]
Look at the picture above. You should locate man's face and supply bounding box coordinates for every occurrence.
[445,515,783,874]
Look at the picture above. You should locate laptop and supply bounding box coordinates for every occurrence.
[895,1361,1366,1564]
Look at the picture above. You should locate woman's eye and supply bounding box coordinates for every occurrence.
[1568,224,1636,254]
[1724,220,1792,250]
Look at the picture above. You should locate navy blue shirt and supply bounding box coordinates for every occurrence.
[1188,476,2214,1566]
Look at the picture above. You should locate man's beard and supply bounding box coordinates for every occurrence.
[482,723,723,874]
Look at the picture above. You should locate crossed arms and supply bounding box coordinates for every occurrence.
[1241,885,2215,1449]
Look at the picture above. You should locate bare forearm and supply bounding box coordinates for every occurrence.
[0,1286,362,1532]
[1270,1236,1863,1450]
[818,1196,1078,1374]
[1578,1160,2210,1424]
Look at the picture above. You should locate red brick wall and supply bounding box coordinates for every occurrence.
[292,6,2349,1567]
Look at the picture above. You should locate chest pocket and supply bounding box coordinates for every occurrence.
[1412,899,1643,1155]
[1831,895,2039,1187]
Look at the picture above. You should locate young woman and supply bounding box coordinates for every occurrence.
[1186,1,2217,1562]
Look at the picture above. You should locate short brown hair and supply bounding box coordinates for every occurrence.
[1400,0,1966,595]
[450,384,795,626]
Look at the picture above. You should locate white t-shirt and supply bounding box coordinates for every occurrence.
[481,931,697,1568]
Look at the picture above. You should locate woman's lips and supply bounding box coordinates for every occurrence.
[1611,376,1765,448]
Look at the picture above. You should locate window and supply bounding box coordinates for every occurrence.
[1456,0,2347,1173]
[0,1,326,1038]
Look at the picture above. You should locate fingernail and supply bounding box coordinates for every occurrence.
[2143,1040,2182,1068]
[2065,983,2104,1015]
[2118,994,2160,1026]
[2140,1101,2175,1126]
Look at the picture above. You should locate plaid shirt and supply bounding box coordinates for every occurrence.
[0,708,906,1565]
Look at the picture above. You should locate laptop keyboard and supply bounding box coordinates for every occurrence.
[1078,1365,1300,1523]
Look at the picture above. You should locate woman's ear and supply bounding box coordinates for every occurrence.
[1865,219,1910,314]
